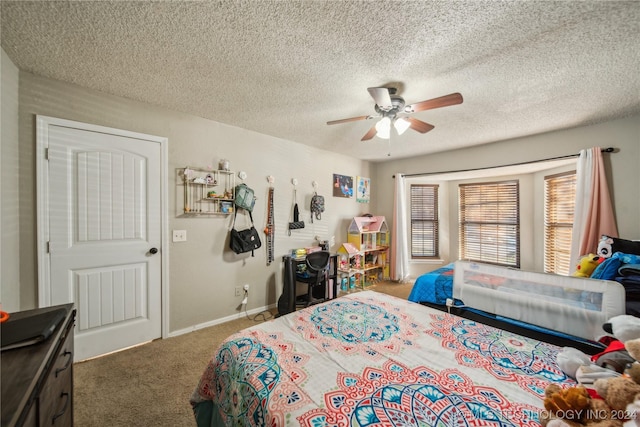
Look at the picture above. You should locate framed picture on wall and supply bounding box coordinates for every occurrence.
[356,176,370,203]
[332,174,353,198]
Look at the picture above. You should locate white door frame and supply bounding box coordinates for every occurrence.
[36,115,170,341]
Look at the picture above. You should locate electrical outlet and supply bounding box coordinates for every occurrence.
[235,286,242,297]
[172,230,187,242]
[243,284,250,291]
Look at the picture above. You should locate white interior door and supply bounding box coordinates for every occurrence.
[37,116,166,361]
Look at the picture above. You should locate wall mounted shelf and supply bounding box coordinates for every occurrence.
[179,167,235,217]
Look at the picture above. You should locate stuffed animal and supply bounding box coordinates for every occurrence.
[541,315,640,427]
[572,254,604,278]
[598,236,615,259]
[556,347,620,384]
[543,383,590,417]
[593,376,640,411]
[541,383,623,427]
[626,340,640,384]
[557,347,595,379]
[597,235,640,259]
[603,315,640,345]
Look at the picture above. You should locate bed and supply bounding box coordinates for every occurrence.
[191,289,577,426]
[411,258,639,317]
[407,261,626,353]
[408,262,455,305]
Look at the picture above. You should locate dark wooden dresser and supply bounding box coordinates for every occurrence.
[1,304,75,427]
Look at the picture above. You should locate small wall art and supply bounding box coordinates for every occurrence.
[332,173,353,198]
[356,176,370,203]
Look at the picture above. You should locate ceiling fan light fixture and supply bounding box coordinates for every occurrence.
[327,88,463,142]
[375,117,391,139]
[394,117,410,135]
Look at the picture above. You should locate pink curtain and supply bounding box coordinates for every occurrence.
[570,147,618,263]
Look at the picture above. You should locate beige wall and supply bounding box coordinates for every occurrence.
[6,62,639,332]
[1,48,20,312]
[372,114,640,277]
[15,72,371,332]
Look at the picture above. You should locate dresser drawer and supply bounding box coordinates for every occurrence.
[1,304,75,427]
[38,323,74,426]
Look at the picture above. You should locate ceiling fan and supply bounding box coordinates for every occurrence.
[327,87,463,141]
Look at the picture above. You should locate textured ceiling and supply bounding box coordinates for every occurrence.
[1,1,639,161]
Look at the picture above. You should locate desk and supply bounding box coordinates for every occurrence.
[277,253,338,316]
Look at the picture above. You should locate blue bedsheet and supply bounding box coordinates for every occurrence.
[408,262,454,304]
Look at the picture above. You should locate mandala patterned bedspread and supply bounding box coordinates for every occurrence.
[190,291,574,426]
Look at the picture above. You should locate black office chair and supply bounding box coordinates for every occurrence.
[296,251,331,307]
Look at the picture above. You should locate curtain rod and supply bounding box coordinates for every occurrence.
[394,147,615,179]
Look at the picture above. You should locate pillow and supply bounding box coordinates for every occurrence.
[597,235,640,258]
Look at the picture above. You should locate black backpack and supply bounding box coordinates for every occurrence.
[310,192,324,222]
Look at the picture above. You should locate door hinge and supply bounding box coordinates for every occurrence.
[46,241,50,253]
[44,148,49,160]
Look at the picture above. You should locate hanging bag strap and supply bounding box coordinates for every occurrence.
[232,209,255,229]
[289,188,297,236]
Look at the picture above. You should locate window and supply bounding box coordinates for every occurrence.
[459,180,520,267]
[410,184,439,258]
[544,171,576,275]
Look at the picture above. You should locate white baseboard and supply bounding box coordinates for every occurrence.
[168,304,276,338]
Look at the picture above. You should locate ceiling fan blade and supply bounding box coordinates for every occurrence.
[407,117,435,134]
[405,92,463,113]
[361,125,378,141]
[367,87,392,110]
[326,115,370,125]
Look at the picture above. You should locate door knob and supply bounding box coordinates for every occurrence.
[149,247,158,255]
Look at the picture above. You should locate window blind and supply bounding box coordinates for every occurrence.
[410,184,439,258]
[544,171,576,275]
[459,180,520,267]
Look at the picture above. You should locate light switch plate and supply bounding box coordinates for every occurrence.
[173,230,187,242]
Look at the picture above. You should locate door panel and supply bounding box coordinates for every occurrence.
[75,264,146,331]
[43,121,162,361]
[75,151,146,242]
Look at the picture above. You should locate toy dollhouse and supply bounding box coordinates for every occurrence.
[337,216,389,293]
